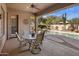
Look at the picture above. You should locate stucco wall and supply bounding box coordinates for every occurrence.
[50,24,71,31]
[0,3,7,53]
[8,10,33,38]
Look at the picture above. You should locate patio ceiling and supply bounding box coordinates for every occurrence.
[6,3,53,13]
[7,3,76,16]
[36,3,77,16]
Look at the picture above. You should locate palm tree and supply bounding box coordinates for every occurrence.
[38,17,47,31]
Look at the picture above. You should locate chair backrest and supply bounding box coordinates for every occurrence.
[15,32,23,42]
[36,30,46,44]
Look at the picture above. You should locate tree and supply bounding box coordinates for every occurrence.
[38,16,64,30]
[71,18,79,24]
[69,18,79,31]
[38,17,47,31]
[68,20,75,31]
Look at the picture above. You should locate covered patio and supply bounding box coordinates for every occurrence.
[0,3,79,56]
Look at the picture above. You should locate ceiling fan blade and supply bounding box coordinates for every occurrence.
[34,7,40,10]
[31,4,40,11]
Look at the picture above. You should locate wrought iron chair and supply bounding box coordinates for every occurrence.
[15,32,28,48]
[31,30,46,54]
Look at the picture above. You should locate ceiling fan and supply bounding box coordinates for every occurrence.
[27,4,40,11]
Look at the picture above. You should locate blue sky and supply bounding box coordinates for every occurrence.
[45,5,79,20]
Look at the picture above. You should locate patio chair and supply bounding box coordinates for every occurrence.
[36,30,45,44]
[15,32,27,48]
[38,30,46,43]
[31,30,46,54]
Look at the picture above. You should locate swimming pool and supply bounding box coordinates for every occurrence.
[46,30,79,40]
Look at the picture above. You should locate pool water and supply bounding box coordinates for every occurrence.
[46,30,79,40]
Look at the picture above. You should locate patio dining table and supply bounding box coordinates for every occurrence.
[22,33,37,50]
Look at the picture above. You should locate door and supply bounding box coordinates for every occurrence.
[8,15,19,39]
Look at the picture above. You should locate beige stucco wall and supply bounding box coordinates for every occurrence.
[8,10,33,38]
[50,24,71,31]
[0,3,7,53]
